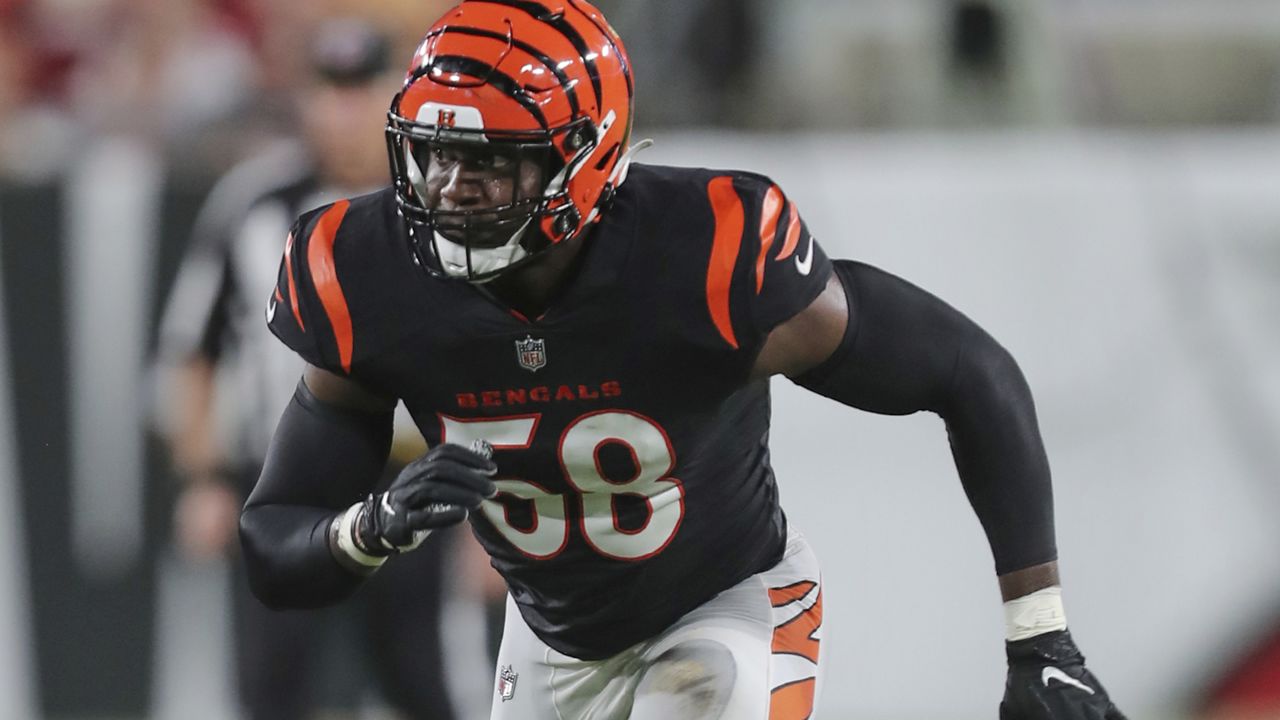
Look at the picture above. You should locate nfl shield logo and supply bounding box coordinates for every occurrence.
[515,336,546,372]
[497,665,518,702]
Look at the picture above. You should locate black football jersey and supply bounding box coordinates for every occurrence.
[268,163,833,659]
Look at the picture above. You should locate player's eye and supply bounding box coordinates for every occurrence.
[465,151,512,171]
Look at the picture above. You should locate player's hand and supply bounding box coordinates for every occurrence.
[1001,630,1126,720]
[354,440,497,555]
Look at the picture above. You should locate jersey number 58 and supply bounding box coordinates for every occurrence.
[440,410,685,561]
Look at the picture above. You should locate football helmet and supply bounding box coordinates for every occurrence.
[386,0,635,282]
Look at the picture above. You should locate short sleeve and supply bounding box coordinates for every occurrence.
[735,175,832,335]
[266,206,347,374]
[156,174,253,365]
[700,172,833,354]
[157,223,235,364]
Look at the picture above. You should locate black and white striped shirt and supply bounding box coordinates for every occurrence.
[157,141,340,464]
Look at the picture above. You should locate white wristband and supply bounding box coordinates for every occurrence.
[1003,586,1067,641]
[333,503,388,570]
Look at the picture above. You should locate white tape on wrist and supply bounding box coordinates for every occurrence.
[1004,586,1067,641]
[335,503,387,569]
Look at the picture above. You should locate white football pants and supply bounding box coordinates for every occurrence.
[487,528,825,720]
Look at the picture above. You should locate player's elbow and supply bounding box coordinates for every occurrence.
[238,505,356,611]
[944,332,1037,424]
[239,508,295,610]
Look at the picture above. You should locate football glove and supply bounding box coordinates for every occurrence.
[1001,629,1126,720]
[352,439,497,555]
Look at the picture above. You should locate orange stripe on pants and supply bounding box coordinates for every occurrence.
[769,677,816,720]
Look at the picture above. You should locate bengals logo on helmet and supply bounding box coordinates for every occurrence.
[385,0,637,282]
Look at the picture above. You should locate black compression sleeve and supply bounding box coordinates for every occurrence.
[239,380,393,609]
[794,260,1056,575]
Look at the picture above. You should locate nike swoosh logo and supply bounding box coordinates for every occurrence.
[794,234,815,276]
[266,298,277,323]
[1042,667,1095,695]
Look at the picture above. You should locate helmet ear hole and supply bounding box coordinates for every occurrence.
[563,124,596,153]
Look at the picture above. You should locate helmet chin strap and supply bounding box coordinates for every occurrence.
[434,219,532,280]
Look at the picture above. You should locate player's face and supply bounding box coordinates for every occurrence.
[410,140,551,250]
[424,145,542,207]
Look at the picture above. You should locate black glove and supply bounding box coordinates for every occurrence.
[353,440,497,555]
[1001,630,1126,720]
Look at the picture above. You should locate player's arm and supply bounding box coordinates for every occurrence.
[166,356,244,559]
[239,365,497,609]
[238,365,395,608]
[753,260,1125,719]
[752,263,1058,581]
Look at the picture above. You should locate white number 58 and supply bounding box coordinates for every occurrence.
[440,410,685,561]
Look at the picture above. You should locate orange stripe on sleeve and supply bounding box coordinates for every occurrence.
[769,678,816,720]
[755,185,784,294]
[774,202,803,261]
[306,201,355,373]
[706,176,744,350]
[283,232,305,331]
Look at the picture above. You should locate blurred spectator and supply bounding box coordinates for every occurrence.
[72,0,253,135]
[246,0,454,101]
[153,18,480,720]
[0,22,31,173]
[0,3,79,179]
[0,0,261,179]
[58,0,257,176]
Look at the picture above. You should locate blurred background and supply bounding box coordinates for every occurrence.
[2,0,1279,718]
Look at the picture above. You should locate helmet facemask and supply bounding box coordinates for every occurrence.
[388,112,584,283]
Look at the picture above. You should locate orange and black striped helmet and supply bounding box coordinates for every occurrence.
[385,0,634,282]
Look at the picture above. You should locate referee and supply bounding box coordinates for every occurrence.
[155,18,460,720]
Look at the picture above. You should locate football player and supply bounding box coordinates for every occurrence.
[240,2,1126,718]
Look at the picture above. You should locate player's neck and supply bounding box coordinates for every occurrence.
[486,235,587,319]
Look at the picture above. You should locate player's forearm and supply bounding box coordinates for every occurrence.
[939,333,1057,576]
[170,357,220,479]
[792,261,1057,576]
[240,503,360,608]
[946,359,1070,643]
[239,379,394,608]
